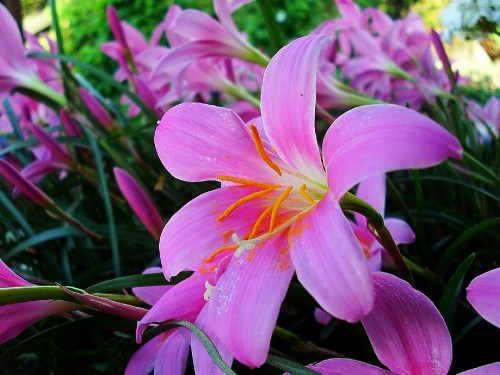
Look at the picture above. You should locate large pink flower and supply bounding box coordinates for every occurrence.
[294,272,500,375]
[154,35,462,367]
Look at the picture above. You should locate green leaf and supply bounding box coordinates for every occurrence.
[436,218,500,274]
[144,320,236,375]
[265,354,322,374]
[256,0,285,55]
[4,227,85,260]
[3,99,23,141]
[0,189,35,236]
[82,126,121,277]
[438,253,475,329]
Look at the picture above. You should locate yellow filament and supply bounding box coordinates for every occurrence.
[299,184,316,204]
[269,186,293,232]
[216,188,275,222]
[203,244,238,263]
[217,175,281,189]
[249,204,274,239]
[249,124,282,176]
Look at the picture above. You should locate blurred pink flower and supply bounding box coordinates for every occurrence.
[292,272,500,375]
[154,35,462,367]
[0,258,76,345]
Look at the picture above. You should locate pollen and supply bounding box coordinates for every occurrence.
[249,124,282,176]
[216,187,276,222]
[203,244,238,263]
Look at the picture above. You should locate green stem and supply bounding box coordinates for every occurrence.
[339,192,414,285]
[463,151,500,188]
[224,83,261,108]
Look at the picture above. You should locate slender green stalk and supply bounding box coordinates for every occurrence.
[256,0,285,55]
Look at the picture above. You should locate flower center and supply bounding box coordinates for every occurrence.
[201,124,328,265]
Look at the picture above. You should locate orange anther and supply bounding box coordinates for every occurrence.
[249,124,282,177]
[248,204,274,239]
[203,244,238,263]
[216,187,275,222]
[269,185,293,232]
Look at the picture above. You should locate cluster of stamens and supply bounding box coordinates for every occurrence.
[201,124,325,265]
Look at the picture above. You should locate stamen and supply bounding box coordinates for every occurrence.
[204,281,214,301]
[269,185,293,232]
[249,124,282,176]
[203,244,238,263]
[217,175,281,189]
[299,184,316,204]
[249,204,274,239]
[216,187,276,222]
[232,233,255,258]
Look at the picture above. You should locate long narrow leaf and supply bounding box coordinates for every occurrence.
[266,354,322,375]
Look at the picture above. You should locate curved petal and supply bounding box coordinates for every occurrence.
[155,103,276,183]
[125,334,164,375]
[306,358,394,375]
[261,35,331,182]
[354,174,386,229]
[160,187,268,279]
[154,330,190,375]
[466,268,500,328]
[132,267,171,306]
[457,363,500,375]
[208,232,294,367]
[323,104,463,198]
[289,192,374,322]
[384,218,415,245]
[192,306,233,375]
[136,272,210,342]
[361,272,452,375]
[0,4,26,72]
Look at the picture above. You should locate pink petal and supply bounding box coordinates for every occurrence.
[323,104,463,198]
[155,103,277,183]
[114,168,164,240]
[0,300,75,345]
[361,272,452,375]
[154,330,190,375]
[467,268,500,328]
[192,306,233,375]
[0,258,31,287]
[314,308,332,326]
[132,267,171,306]
[261,35,331,182]
[289,192,374,322]
[136,272,210,342]
[0,4,27,73]
[306,358,394,375]
[208,232,294,367]
[457,363,500,375]
[354,174,386,229]
[125,334,164,375]
[384,218,415,245]
[160,186,267,279]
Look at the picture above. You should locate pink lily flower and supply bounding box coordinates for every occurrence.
[467,97,500,141]
[114,168,164,240]
[0,4,66,106]
[153,0,268,78]
[467,267,500,328]
[154,35,462,366]
[130,271,233,375]
[79,88,115,131]
[0,258,77,345]
[290,272,500,375]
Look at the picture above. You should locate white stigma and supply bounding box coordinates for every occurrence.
[232,232,255,258]
[204,281,214,301]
